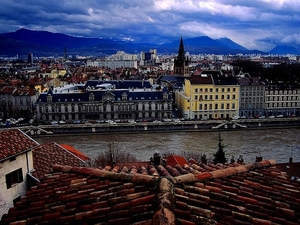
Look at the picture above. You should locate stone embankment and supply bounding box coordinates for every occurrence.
[17,117,300,136]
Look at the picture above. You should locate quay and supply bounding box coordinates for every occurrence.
[17,117,300,136]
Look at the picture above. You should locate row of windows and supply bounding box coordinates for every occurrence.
[240,103,264,109]
[266,96,299,101]
[266,102,299,108]
[241,92,264,96]
[194,94,236,100]
[242,87,264,91]
[198,103,236,110]
[47,96,162,103]
[194,87,236,93]
[39,103,172,113]
[46,93,168,103]
[241,97,264,102]
[266,90,298,95]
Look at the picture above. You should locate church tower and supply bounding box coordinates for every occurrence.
[174,37,190,77]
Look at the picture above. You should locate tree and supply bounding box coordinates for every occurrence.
[88,133,137,168]
[213,131,227,164]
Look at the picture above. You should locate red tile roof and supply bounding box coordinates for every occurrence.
[0,129,39,161]
[32,142,88,180]
[2,159,300,224]
[0,86,16,94]
[167,155,188,167]
[59,144,90,161]
[190,74,214,84]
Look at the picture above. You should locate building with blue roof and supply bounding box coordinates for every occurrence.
[35,80,172,122]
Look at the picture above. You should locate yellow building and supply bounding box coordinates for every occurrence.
[175,71,240,120]
[51,69,67,79]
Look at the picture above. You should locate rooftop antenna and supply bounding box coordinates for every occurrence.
[64,46,67,61]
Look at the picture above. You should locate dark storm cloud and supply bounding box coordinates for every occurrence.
[0,0,299,51]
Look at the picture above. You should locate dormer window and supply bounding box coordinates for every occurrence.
[89,93,95,101]
[163,92,168,100]
[122,92,128,101]
[47,94,52,103]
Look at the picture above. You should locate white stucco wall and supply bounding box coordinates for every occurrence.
[0,151,33,219]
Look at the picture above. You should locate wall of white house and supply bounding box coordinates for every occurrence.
[0,151,33,218]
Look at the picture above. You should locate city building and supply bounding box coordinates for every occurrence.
[0,129,39,218]
[87,60,138,69]
[27,52,33,64]
[35,80,172,122]
[265,85,300,117]
[175,70,239,120]
[239,77,265,118]
[140,49,157,66]
[0,86,38,120]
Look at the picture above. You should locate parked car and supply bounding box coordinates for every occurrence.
[51,121,58,125]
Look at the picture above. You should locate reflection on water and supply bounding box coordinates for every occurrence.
[34,128,300,164]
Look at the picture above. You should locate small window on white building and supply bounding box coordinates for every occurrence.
[6,168,23,189]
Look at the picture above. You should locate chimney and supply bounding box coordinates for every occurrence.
[255,156,263,162]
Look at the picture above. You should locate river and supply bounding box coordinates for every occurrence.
[33,128,300,164]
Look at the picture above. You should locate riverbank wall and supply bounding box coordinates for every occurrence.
[16,117,300,136]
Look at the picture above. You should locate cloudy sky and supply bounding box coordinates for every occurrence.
[0,0,299,51]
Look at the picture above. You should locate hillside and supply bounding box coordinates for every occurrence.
[0,28,267,57]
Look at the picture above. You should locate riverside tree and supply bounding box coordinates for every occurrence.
[213,131,227,164]
[89,133,137,167]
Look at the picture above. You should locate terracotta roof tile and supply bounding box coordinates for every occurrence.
[59,144,90,160]
[0,129,39,161]
[32,142,88,179]
[2,158,300,224]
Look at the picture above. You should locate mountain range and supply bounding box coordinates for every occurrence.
[0,28,299,57]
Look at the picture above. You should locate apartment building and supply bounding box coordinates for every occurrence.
[239,77,265,118]
[175,71,239,120]
[0,86,37,120]
[265,86,300,117]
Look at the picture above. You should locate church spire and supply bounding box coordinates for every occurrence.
[174,36,190,77]
[177,36,185,61]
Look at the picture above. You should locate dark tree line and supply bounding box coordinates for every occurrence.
[232,60,300,86]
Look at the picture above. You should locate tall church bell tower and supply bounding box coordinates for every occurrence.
[174,37,190,77]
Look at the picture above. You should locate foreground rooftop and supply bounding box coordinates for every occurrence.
[2,158,300,224]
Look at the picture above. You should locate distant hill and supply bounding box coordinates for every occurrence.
[0,34,60,57]
[215,38,248,51]
[0,28,266,57]
[268,45,300,55]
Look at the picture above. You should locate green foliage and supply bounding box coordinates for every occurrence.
[213,132,227,164]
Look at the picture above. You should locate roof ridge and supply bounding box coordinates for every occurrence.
[175,159,276,183]
[52,159,276,185]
